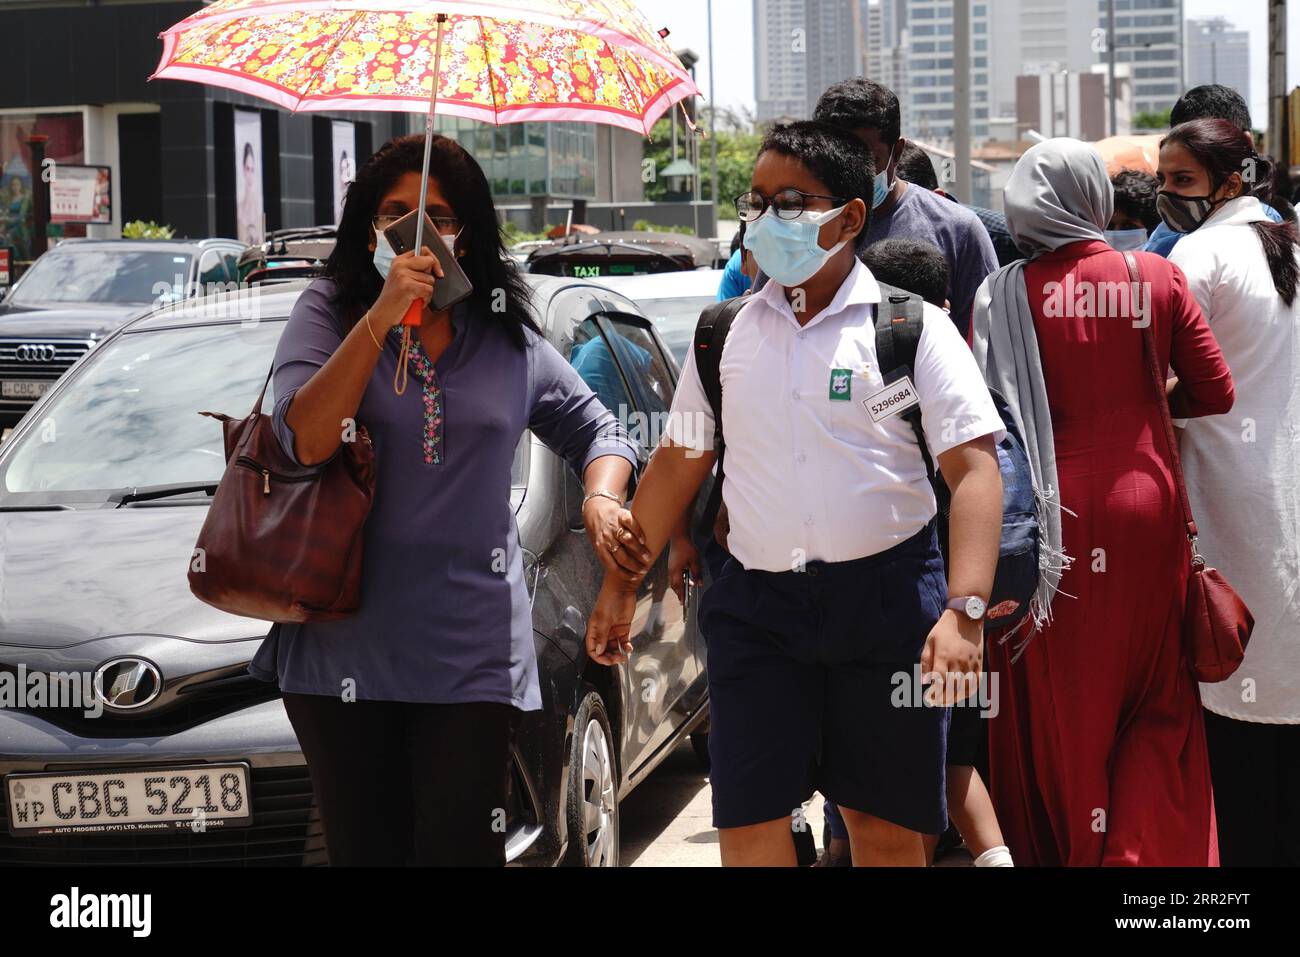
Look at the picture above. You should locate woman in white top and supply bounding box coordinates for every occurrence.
[1160,117,1300,866]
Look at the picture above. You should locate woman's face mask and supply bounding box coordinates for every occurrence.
[1155,190,1222,234]
[372,225,462,280]
[1104,227,1149,250]
[743,203,849,287]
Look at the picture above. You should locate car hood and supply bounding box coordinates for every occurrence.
[0,507,270,676]
[0,302,149,339]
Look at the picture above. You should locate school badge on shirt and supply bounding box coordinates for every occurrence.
[829,368,853,401]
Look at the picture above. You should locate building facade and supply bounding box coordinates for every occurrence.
[1099,0,1184,119]
[901,0,992,146]
[1185,16,1250,104]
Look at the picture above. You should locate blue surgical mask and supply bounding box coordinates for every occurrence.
[1105,227,1149,251]
[743,204,849,287]
[872,144,899,209]
[372,230,397,280]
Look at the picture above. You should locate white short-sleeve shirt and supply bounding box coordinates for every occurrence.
[663,258,1005,573]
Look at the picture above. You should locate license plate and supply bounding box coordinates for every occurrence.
[1,380,49,400]
[6,764,252,836]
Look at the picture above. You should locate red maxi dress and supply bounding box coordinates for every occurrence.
[986,241,1234,866]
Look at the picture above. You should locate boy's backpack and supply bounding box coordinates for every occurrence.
[692,285,1039,630]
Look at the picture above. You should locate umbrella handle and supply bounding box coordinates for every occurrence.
[402,299,423,326]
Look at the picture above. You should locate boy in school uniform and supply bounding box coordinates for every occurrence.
[585,121,1005,866]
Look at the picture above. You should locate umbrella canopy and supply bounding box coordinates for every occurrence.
[1092,134,1164,177]
[151,0,700,135]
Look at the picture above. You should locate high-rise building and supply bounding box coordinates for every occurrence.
[1097,0,1184,119]
[1185,17,1250,104]
[754,0,810,122]
[754,0,872,124]
[901,0,992,145]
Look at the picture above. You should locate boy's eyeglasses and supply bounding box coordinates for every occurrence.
[734,189,850,222]
[372,214,460,233]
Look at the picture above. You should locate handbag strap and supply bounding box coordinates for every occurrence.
[251,364,274,416]
[1122,251,1202,560]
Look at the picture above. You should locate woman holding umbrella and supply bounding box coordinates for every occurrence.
[249,133,648,865]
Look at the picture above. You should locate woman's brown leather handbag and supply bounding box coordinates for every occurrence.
[188,367,376,623]
[1125,251,1253,682]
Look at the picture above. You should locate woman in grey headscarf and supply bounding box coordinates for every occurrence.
[971,139,1234,866]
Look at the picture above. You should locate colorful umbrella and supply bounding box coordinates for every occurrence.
[152,0,700,385]
[1092,134,1164,177]
[151,0,698,135]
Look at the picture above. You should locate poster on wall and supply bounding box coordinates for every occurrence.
[331,120,355,225]
[49,165,111,224]
[234,109,264,245]
[0,111,86,259]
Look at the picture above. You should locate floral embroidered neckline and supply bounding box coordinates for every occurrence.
[394,331,444,466]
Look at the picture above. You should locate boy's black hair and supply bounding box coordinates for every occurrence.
[1170,84,1252,131]
[757,121,875,250]
[729,219,746,256]
[1110,169,1161,230]
[895,142,939,191]
[813,77,902,144]
[860,238,949,309]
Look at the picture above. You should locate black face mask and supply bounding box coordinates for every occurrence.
[1156,188,1226,234]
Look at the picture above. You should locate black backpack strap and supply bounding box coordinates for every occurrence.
[692,295,747,537]
[873,282,935,481]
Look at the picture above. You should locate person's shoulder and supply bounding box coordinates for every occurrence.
[289,278,345,326]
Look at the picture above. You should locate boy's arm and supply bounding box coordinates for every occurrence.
[586,442,717,664]
[921,435,1001,702]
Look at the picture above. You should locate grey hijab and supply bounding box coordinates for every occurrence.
[971,139,1113,648]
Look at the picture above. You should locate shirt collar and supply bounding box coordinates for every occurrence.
[754,256,881,330]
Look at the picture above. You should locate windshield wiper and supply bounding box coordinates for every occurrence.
[108,483,219,507]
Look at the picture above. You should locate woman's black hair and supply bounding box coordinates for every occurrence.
[1163,118,1299,306]
[242,142,255,165]
[323,133,538,348]
[756,120,874,251]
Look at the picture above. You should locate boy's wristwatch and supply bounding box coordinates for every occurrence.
[946,596,988,621]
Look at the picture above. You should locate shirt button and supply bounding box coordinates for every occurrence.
[797,331,807,340]
[804,515,814,526]
[791,390,800,400]
[797,453,807,463]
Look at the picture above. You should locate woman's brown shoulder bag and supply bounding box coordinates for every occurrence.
[188,367,376,623]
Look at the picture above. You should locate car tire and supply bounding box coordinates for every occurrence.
[689,730,711,771]
[562,690,619,867]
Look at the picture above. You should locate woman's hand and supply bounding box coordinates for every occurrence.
[583,497,651,585]
[668,532,701,604]
[586,578,637,665]
[370,247,443,328]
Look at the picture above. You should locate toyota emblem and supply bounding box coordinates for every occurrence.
[15,343,57,362]
[94,658,163,710]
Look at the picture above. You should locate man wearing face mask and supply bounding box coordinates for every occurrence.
[813,78,998,340]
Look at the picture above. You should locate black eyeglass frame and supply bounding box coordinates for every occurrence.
[733,188,852,222]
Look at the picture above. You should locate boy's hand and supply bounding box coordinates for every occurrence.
[920,610,983,705]
[585,578,637,665]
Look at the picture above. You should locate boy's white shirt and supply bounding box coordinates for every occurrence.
[664,258,1004,573]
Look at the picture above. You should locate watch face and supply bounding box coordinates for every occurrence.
[964,596,987,620]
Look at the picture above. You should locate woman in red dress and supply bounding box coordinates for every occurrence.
[972,139,1234,865]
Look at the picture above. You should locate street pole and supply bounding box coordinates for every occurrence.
[1268,0,1289,165]
[953,0,971,203]
[707,0,718,238]
[1107,0,1117,137]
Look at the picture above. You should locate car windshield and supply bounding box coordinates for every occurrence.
[0,321,282,506]
[0,312,532,507]
[635,296,717,366]
[10,247,192,305]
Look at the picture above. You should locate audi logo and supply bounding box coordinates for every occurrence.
[14,343,58,362]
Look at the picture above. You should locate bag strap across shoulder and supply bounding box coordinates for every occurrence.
[1125,251,1200,550]
[692,295,748,536]
[873,282,935,480]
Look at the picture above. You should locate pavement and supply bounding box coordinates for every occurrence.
[619,739,973,867]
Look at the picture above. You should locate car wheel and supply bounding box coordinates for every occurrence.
[563,690,619,867]
[689,730,711,771]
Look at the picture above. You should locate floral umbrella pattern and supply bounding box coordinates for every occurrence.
[152,0,699,134]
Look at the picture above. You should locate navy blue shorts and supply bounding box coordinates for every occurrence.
[699,520,951,834]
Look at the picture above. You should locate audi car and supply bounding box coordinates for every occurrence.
[0,275,710,866]
[0,238,245,431]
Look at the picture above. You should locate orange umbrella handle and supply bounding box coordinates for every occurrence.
[401,299,423,326]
